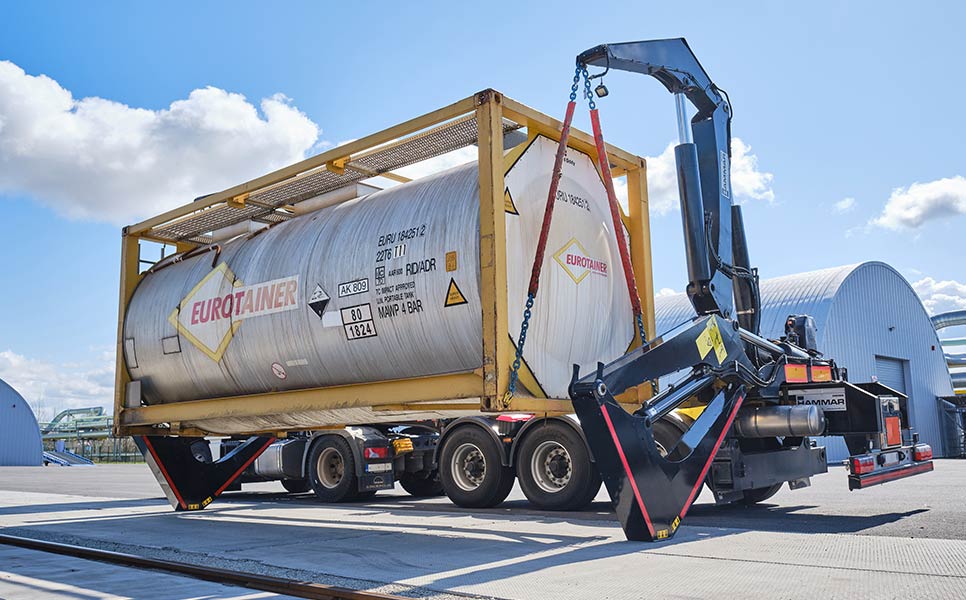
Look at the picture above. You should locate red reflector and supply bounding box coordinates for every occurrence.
[811,365,832,382]
[851,455,875,475]
[364,447,389,459]
[784,364,809,383]
[914,444,933,462]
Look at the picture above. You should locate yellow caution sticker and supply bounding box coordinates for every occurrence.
[695,318,727,364]
[504,188,519,215]
[445,251,458,272]
[656,529,669,540]
[444,278,468,307]
[671,516,681,532]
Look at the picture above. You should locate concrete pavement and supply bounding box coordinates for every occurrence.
[0,461,963,599]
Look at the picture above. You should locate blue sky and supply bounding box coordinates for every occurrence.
[1,1,963,411]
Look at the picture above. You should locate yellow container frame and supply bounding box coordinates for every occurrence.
[113,90,655,437]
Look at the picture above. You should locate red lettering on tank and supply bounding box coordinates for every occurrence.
[198,299,212,323]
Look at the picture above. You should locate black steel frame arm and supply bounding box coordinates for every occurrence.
[578,38,760,331]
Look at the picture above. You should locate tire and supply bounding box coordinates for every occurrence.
[307,436,359,502]
[740,483,783,505]
[439,426,514,508]
[652,417,689,460]
[399,472,445,497]
[281,478,311,494]
[516,421,601,511]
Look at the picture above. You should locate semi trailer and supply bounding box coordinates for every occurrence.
[118,38,934,540]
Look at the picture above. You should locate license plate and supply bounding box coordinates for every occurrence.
[879,451,900,467]
[366,463,392,473]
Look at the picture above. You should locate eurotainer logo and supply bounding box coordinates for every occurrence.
[552,237,608,284]
[168,262,300,361]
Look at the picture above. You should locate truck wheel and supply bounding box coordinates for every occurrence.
[516,421,601,511]
[400,472,445,497]
[440,426,514,508]
[281,478,311,494]
[741,483,782,505]
[308,436,359,502]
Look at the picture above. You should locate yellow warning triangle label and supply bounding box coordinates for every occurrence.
[504,188,519,215]
[444,278,468,307]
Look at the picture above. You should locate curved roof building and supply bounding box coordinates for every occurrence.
[0,377,43,466]
[655,262,955,461]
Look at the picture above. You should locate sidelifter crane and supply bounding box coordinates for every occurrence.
[566,39,935,541]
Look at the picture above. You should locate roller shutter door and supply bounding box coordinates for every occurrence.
[875,356,907,394]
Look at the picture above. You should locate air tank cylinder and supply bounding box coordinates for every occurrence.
[733,405,826,438]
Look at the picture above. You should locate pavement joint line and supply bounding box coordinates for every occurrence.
[646,546,966,580]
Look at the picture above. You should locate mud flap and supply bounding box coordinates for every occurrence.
[134,435,275,511]
[571,380,744,541]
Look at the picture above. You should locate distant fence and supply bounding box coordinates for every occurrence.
[43,436,144,463]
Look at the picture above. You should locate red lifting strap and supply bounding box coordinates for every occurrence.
[527,100,577,297]
[589,108,644,321]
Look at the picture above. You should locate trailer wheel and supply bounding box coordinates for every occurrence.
[400,472,445,497]
[740,483,783,505]
[281,478,311,494]
[307,437,359,502]
[439,426,514,508]
[516,422,601,511]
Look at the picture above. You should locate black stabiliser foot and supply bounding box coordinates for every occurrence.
[570,380,744,541]
[134,435,275,511]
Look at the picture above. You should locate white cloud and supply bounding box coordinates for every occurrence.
[912,276,966,315]
[0,60,320,225]
[872,176,966,230]
[644,137,774,215]
[834,197,856,213]
[730,138,775,203]
[657,287,679,297]
[0,349,115,420]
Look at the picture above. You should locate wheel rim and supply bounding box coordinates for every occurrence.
[530,440,572,494]
[317,447,344,489]
[451,442,486,491]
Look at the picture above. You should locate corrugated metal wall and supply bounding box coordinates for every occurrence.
[0,377,43,466]
[655,262,955,460]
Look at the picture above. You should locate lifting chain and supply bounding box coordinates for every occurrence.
[504,63,651,408]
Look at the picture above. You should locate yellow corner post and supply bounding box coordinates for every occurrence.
[476,90,509,410]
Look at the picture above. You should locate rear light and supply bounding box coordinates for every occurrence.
[810,365,832,382]
[784,364,809,383]
[913,444,933,462]
[364,446,389,459]
[851,455,875,475]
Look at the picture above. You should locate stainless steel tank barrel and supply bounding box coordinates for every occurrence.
[123,136,634,412]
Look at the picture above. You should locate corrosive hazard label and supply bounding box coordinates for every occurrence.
[444,278,468,307]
